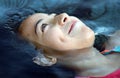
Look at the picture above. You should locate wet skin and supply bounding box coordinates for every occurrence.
[19,13,95,52]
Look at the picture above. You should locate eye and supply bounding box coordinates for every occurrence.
[41,23,48,32]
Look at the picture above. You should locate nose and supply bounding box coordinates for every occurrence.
[55,13,69,26]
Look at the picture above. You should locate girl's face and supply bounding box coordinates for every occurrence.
[19,13,95,51]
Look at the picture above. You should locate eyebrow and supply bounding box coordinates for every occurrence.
[35,19,43,34]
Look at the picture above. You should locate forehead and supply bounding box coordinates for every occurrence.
[19,13,49,38]
[29,13,49,20]
[21,13,49,29]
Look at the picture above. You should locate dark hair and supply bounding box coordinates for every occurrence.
[94,34,110,52]
[4,8,35,33]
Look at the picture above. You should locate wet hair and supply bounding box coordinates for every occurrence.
[4,8,36,33]
[94,34,110,52]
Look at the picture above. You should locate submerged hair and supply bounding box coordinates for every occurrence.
[94,34,110,52]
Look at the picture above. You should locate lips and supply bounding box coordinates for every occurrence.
[68,21,77,34]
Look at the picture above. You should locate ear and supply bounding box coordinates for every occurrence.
[33,50,57,66]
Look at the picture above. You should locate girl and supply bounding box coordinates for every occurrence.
[18,13,120,78]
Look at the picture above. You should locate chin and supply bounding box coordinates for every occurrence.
[78,31,95,49]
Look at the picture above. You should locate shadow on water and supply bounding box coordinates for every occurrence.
[0,0,120,78]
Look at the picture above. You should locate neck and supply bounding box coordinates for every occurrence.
[58,47,118,76]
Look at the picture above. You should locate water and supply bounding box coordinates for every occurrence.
[0,0,120,78]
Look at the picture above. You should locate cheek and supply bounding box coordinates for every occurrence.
[42,29,65,47]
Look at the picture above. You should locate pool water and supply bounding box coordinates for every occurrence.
[0,0,120,78]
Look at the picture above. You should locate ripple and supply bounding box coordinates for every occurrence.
[0,0,31,8]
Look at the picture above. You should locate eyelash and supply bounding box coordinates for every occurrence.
[41,23,48,32]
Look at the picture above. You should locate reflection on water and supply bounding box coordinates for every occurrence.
[0,0,120,78]
[0,0,31,8]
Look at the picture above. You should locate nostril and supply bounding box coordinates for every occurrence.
[63,17,67,22]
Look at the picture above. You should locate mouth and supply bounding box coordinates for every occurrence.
[68,21,77,34]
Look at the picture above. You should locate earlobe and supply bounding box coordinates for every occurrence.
[32,50,57,66]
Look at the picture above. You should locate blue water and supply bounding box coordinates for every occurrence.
[0,0,120,78]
